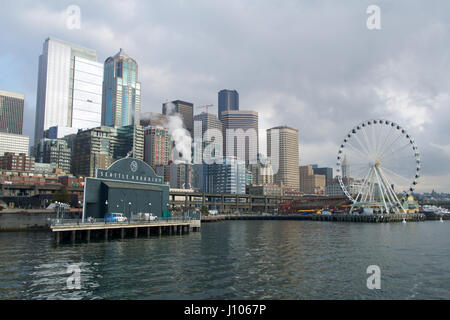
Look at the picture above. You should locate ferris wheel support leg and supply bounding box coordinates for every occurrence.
[379,171,400,214]
[354,168,372,204]
[378,167,407,214]
[375,167,395,214]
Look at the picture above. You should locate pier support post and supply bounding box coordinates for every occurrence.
[134,228,138,238]
[86,230,90,242]
[147,227,150,237]
[159,226,162,236]
[71,231,76,242]
[55,231,60,244]
[179,225,182,235]
[104,229,108,241]
[121,228,125,239]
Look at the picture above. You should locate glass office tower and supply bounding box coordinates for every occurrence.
[34,38,103,144]
[102,48,141,127]
[218,89,239,120]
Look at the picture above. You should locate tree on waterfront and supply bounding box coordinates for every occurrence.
[200,206,209,216]
[52,187,71,204]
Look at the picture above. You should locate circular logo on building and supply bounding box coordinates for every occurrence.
[130,160,138,172]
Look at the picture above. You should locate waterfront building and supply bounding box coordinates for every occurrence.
[154,161,193,190]
[221,110,259,166]
[144,126,172,169]
[192,163,206,192]
[299,165,326,195]
[34,37,103,144]
[83,157,169,219]
[34,162,58,175]
[267,126,300,190]
[312,166,333,186]
[282,186,303,198]
[163,100,194,137]
[72,125,144,177]
[248,161,274,186]
[326,177,358,196]
[170,162,193,189]
[218,89,239,120]
[0,90,24,134]
[193,112,223,161]
[35,139,72,173]
[102,48,141,127]
[0,153,35,172]
[0,132,29,156]
[205,157,246,194]
[246,170,253,185]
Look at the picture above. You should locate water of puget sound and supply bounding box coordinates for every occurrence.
[1,220,449,299]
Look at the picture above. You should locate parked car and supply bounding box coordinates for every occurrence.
[105,213,127,223]
[148,213,157,221]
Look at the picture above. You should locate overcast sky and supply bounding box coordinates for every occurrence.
[1,0,449,192]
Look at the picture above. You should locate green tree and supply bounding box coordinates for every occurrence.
[200,206,209,216]
[52,187,71,204]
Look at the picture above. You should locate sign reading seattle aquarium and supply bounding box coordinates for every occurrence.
[96,159,163,184]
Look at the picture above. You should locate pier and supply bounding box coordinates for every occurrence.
[51,218,201,244]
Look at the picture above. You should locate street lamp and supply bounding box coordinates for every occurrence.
[128,202,132,218]
[120,199,124,214]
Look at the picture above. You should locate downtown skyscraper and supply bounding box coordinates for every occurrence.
[218,89,239,120]
[34,38,103,144]
[221,110,258,167]
[162,100,194,137]
[267,126,300,190]
[102,49,141,127]
[0,89,24,134]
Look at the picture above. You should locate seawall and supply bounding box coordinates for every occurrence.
[0,209,82,231]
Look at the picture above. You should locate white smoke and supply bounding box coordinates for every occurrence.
[163,102,192,164]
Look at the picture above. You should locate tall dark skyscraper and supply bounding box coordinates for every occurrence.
[0,90,24,135]
[218,89,239,120]
[162,100,194,137]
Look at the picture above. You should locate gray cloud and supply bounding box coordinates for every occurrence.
[1,0,449,191]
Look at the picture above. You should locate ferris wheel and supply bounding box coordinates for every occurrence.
[336,119,421,214]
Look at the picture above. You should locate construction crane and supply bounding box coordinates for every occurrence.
[196,104,214,114]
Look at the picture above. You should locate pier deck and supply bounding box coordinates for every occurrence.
[51,218,201,243]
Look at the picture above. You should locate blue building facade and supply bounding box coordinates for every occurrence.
[102,49,141,127]
[204,157,246,194]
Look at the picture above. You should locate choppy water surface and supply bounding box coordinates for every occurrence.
[1,220,449,299]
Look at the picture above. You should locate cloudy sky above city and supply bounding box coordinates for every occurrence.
[1,0,449,192]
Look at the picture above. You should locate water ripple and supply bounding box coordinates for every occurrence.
[1,221,450,299]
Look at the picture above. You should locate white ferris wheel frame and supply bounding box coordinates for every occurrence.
[336,119,421,214]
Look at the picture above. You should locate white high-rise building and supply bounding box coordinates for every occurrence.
[34,37,103,144]
[0,132,29,156]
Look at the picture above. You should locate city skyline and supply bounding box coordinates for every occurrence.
[1,1,450,192]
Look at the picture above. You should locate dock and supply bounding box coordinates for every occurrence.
[51,218,201,244]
